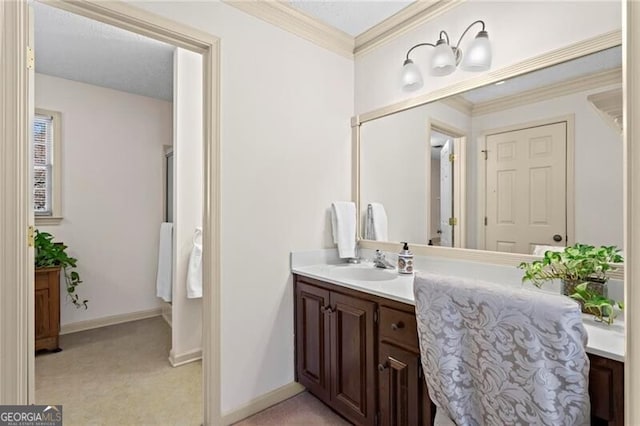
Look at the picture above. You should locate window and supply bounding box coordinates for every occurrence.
[33,108,62,224]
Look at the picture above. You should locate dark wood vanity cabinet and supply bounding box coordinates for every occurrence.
[295,281,331,402]
[377,304,434,426]
[589,353,624,426]
[295,279,377,425]
[378,342,432,426]
[294,274,623,426]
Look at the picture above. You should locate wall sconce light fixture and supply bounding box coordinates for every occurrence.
[401,20,492,91]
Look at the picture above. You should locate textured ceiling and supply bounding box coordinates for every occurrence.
[463,46,622,104]
[34,2,174,101]
[288,0,414,36]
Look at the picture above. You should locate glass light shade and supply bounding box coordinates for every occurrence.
[401,59,423,91]
[461,31,492,72]
[430,40,456,76]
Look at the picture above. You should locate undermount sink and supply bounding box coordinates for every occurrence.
[330,266,396,282]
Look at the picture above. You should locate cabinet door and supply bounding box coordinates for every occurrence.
[295,281,331,403]
[35,288,51,340]
[35,268,60,351]
[379,342,433,426]
[588,354,624,426]
[330,292,376,426]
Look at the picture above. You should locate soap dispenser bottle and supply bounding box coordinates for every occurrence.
[397,242,414,274]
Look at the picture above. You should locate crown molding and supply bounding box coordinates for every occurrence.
[587,87,623,133]
[441,95,473,115]
[354,0,465,57]
[223,0,354,58]
[223,0,464,59]
[472,67,622,116]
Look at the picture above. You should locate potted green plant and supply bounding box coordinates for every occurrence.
[569,282,623,325]
[35,230,87,309]
[519,243,623,315]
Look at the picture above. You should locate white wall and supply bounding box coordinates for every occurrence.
[35,73,172,326]
[360,102,470,244]
[171,48,203,360]
[470,85,624,249]
[355,0,621,114]
[129,1,354,414]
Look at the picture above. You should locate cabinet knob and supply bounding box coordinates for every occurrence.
[391,321,404,331]
[378,362,388,372]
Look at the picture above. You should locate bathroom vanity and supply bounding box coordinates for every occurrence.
[292,256,625,426]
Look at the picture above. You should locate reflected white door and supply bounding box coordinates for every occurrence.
[485,122,567,254]
[440,140,453,247]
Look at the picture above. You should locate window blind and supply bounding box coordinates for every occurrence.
[33,114,53,215]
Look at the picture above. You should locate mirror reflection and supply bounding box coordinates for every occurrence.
[360,46,622,255]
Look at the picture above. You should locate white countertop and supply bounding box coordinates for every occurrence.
[291,251,625,363]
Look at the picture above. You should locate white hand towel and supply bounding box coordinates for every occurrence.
[532,244,565,256]
[331,201,356,259]
[367,202,388,241]
[156,222,173,302]
[187,228,203,299]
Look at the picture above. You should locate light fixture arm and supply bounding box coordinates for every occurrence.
[405,42,436,61]
[439,30,450,44]
[455,20,486,50]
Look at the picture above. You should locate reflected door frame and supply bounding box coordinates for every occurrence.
[477,114,576,251]
[426,119,467,248]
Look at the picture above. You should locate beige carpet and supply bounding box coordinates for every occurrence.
[36,316,202,426]
[233,392,351,425]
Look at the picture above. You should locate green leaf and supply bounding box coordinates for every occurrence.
[519,243,623,288]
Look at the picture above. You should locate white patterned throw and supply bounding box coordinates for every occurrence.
[413,272,590,426]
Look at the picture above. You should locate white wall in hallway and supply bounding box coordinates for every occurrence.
[171,47,203,360]
[129,1,354,414]
[35,73,172,327]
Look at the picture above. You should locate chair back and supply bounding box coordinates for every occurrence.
[413,272,590,426]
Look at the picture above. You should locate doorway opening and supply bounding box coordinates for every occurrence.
[7,1,222,423]
[31,3,206,423]
[427,120,466,248]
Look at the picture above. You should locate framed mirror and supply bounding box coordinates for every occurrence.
[356,40,622,260]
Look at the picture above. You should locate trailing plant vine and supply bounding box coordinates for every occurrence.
[519,243,623,288]
[570,282,623,325]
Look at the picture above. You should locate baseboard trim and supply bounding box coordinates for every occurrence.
[169,348,202,367]
[221,382,306,425]
[59,307,163,335]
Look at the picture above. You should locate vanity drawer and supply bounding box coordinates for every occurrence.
[379,306,419,351]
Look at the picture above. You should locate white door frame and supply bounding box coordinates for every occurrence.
[625,3,640,421]
[477,114,575,251]
[0,1,221,424]
[426,119,467,247]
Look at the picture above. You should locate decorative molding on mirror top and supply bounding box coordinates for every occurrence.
[356,30,622,123]
[358,240,624,281]
[222,0,463,58]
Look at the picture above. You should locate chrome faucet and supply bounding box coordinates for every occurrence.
[373,250,395,269]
